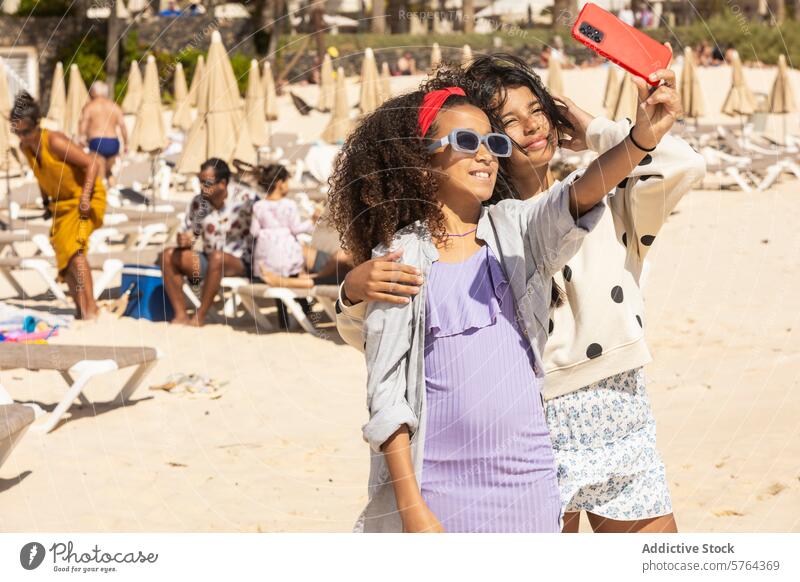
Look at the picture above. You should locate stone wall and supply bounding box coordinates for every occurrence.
[133,15,255,56]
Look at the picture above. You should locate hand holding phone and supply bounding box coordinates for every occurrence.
[572,3,671,86]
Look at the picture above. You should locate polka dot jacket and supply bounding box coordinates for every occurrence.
[542,117,705,400]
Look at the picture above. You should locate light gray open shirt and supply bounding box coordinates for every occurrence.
[350,169,605,532]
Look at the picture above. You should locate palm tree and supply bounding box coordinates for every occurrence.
[106,1,122,92]
[553,0,578,27]
[463,0,475,33]
[372,0,386,33]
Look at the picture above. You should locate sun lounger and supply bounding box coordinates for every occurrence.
[0,403,35,470]
[0,248,159,302]
[0,343,162,433]
[6,181,43,209]
[716,126,800,190]
[116,160,155,191]
[227,280,338,335]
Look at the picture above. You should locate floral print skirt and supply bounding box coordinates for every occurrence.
[544,367,673,521]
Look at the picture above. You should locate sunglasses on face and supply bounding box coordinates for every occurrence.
[200,178,222,188]
[427,128,512,158]
[12,125,36,137]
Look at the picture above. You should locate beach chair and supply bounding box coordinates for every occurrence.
[230,281,339,335]
[0,403,35,471]
[0,245,159,302]
[699,147,755,192]
[115,160,155,192]
[0,343,162,433]
[6,181,43,210]
[716,126,800,191]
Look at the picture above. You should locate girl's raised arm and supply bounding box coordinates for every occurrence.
[570,67,682,217]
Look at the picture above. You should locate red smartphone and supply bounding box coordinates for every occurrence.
[571,3,671,86]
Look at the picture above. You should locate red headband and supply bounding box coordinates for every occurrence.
[418,87,466,137]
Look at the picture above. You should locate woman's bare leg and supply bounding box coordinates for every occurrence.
[258,264,315,289]
[302,246,318,272]
[63,270,81,319]
[307,248,352,281]
[562,511,581,533]
[587,512,678,533]
[68,253,98,320]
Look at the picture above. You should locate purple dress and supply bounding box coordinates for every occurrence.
[420,245,562,532]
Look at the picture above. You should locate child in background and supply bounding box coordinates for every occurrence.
[251,164,349,287]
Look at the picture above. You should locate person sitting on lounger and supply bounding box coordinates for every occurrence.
[161,158,255,326]
[251,163,351,288]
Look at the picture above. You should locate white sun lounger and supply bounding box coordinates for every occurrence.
[0,344,162,433]
[223,280,338,335]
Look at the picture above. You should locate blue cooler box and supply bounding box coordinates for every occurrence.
[120,264,174,322]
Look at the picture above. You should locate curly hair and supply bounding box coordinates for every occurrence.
[327,90,477,265]
[10,91,41,125]
[421,57,571,307]
[421,54,574,201]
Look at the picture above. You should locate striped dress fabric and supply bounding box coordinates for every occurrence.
[419,245,562,532]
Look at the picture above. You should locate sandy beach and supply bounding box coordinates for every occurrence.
[1,60,799,533]
[0,175,798,532]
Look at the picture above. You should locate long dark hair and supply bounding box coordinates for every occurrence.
[422,54,574,202]
[258,163,290,194]
[422,57,570,307]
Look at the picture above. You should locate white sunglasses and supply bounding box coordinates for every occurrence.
[427,128,513,157]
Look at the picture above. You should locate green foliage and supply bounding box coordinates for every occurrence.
[15,0,72,17]
[229,53,252,94]
[281,13,800,67]
[57,35,107,87]
[112,31,251,103]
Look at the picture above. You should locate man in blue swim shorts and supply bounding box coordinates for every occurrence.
[79,81,128,185]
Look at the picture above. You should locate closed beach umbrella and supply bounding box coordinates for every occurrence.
[431,42,442,70]
[321,66,351,144]
[172,62,193,131]
[244,59,268,148]
[262,60,278,121]
[547,54,564,96]
[769,54,796,114]
[177,31,244,173]
[612,72,639,122]
[129,55,167,153]
[64,64,88,138]
[0,57,17,169]
[187,55,205,109]
[318,53,335,112]
[46,62,66,130]
[602,64,620,118]
[722,51,756,116]
[359,47,381,115]
[380,61,392,103]
[680,46,705,120]
[121,60,143,115]
[462,44,473,65]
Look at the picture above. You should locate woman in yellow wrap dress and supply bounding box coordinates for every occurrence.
[10,92,106,319]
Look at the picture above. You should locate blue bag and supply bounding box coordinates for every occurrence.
[121,264,174,322]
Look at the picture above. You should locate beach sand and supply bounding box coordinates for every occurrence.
[1,178,798,532]
[1,63,799,532]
